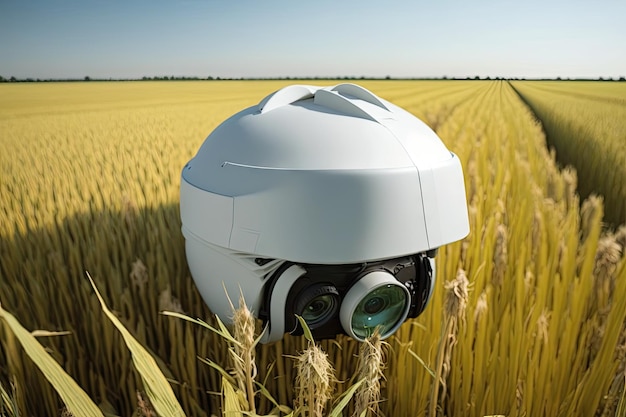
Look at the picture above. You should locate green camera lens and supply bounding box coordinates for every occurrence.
[340,271,411,341]
[351,284,408,339]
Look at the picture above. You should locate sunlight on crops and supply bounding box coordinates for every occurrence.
[1,80,625,417]
[511,81,626,226]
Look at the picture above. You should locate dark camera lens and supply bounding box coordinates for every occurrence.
[303,294,336,325]
[295,284,340,329]
[363,296,385,314]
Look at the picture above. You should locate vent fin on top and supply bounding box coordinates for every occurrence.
[258,83,391,122]
[258,85,317,113]
[313,89,379,122]
[331,83,389,110]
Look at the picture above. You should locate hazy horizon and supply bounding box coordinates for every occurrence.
[2,0,625,80]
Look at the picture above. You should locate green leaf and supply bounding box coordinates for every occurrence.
[162,310,240,346]
[1,380,19,417]
[255,381,292,414]
[408,348,437,380]
[328,378,365,417]
[0,303,104,417]
[215,314,240,345]
[88,273,186,417]
[295,315,314,343]
[198,356,235,385]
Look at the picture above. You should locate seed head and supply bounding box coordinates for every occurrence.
[444,269,470,322]
[493,224,508,286]
[581,195,603,242]
[594,234,622,281]
[130,258,148,292]
[474,290,488,325]
[230,296,258,411]
[354,329,386,417]
[536,310,550,344]
[562,167,578,206]
[158,287,184,314]
[295,343,335,417]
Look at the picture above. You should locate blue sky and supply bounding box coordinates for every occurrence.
[1,0,625,80]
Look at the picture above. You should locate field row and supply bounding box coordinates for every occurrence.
[511,81,626,225]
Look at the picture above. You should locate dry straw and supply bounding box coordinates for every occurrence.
[294,340,335,417]
[353,329,386,417]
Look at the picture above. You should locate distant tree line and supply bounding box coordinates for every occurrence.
[1,74,625,83]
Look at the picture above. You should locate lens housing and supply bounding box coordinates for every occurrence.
[294,284,340,330]
[340,271,410,341]
[261,254,431,342]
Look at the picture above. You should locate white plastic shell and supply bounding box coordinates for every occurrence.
[180,83,470,339]
[181,83,470,265]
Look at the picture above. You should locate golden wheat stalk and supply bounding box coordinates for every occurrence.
[229,296,259,414]
[294,341,335,417]
[353,329,385,417]
[429,269,469,417]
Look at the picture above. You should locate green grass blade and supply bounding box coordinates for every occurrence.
[295,315,314,343]
[87,273,186,417]
[161,310,241,346]
[198,356,236,385]
[616,378,626,417]
[0,303,104,417]
[408,348,437,380]
[1,380,19,417]
[254,381,292,414]
[328,378,365,417]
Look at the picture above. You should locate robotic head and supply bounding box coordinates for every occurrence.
[180,83,469,343]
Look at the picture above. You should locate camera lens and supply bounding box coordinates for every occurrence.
[295,284,340,329]
[363,296,385,314]
[352,285,408,339]
[340,271,410,341]
[302,294,336,325]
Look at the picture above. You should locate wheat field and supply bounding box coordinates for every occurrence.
[511,81,626,226]
[1,80,625,417]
